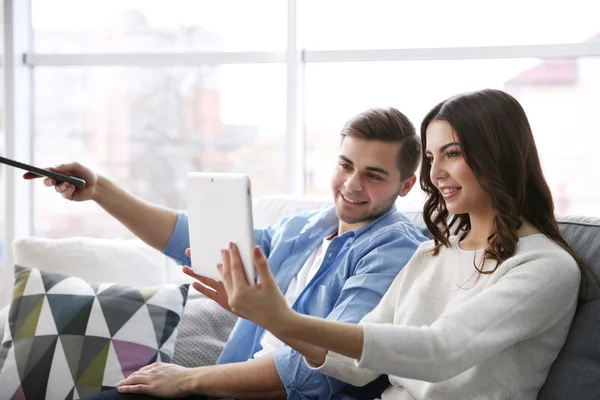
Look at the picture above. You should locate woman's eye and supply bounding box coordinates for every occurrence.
[426,157,434,164]
[446,151,460,158]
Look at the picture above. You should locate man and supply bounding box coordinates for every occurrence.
[27,107,427,399]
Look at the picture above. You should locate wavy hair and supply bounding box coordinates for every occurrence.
[419,89,583,276]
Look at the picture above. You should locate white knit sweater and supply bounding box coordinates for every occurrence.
[310,234,580,399]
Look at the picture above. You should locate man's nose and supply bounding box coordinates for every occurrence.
[345,172,363,192]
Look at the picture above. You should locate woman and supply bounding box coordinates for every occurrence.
[219,89,582,399]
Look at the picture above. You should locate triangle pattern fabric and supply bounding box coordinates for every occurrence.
[76,336,110,383]
[84,297,111,338]
[10,295,44,339]
[146,285,184,314]
[47,277,96,296]
[47,294,95,335]
[22,268,46,296]
[21,336,58,400]
[60,334,85,382]
[139,285,161,303]
[46,337,75,400]
[113,305,158,349]
[158,350,171,363]
[39,270,64,293]
[95,283,115,295]
[14,296,44,340]
[112,339,157,378]
[13,337,34,380]
[77,341,110,386]
[97,296,143,337]
[34,296,59,336]
[23,335,58,381]
[159,310,181,348]
[11,268,31,300]
[102,341,125,387]
[146,304,168,349]
[11,386,26,400]
[1,266,189,399]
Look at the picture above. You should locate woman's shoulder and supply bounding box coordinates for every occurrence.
[509,234,580,278]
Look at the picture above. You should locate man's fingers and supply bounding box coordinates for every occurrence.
[116,372,149,387]
[229,243,249,286]
[253,246,276,287]
[192,282,219,302]
[118,385,152,394]
[43,177,56,187]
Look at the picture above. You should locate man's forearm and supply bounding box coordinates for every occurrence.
[93,176,179,251]
[189,355,286,399]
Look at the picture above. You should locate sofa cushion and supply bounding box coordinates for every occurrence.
[0,266,189,399]
[538,215,600,399]
[13,236,169,287]
[172,297,238,367]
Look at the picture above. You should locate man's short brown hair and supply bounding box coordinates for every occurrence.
[341,107,421,180]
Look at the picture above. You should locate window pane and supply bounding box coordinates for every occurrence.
[300,0,600,49]
[0,66,5,305]
[32,0,286,52]
[305,58,600,217]
[33,65,286,238]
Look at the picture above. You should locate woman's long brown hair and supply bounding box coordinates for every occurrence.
[419,89,585,281]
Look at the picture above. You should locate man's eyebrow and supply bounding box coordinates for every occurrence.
[339,155,389,176]
[339,155,353,165]
[425,142,461,155]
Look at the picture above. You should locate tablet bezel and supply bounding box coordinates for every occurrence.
[186,172,256,285]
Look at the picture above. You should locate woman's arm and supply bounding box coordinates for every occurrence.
[221,244,366,364]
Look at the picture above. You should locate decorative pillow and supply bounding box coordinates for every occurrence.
[172,297,238,367]
[0,266,189,400]
[13,237,170,288]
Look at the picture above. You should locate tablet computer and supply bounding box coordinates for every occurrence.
[186,172,256,284]
[0,156,86,188]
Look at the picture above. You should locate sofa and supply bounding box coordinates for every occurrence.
[0,195,599,399]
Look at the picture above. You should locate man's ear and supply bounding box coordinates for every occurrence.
[398,174,417,197]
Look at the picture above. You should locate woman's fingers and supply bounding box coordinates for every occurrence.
[228,243,249,286]
[220,248,234,294]
[252,246,276,288]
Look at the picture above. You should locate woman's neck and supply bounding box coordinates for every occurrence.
[461,211,496,251]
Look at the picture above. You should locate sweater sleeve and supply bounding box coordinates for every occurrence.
[356,249,581,382]
[305,260,406,387]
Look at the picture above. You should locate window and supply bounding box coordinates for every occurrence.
[300,0,599,49]
[305,58,600,216]
[32,0,287,52]
[33,64,286,238]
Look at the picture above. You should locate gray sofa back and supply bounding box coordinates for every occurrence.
[538,215,600,399]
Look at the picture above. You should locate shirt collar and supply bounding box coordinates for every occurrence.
[302,204,398,240]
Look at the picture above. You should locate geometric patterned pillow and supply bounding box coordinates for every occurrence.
[0,266,189,400]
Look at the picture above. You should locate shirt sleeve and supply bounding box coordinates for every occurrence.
[356,250,580,383]
[274,230,422,398]
[162,211,274,266]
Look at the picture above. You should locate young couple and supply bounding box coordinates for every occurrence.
[30,89,582,400]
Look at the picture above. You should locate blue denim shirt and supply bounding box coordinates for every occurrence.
[163,206,426,399]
